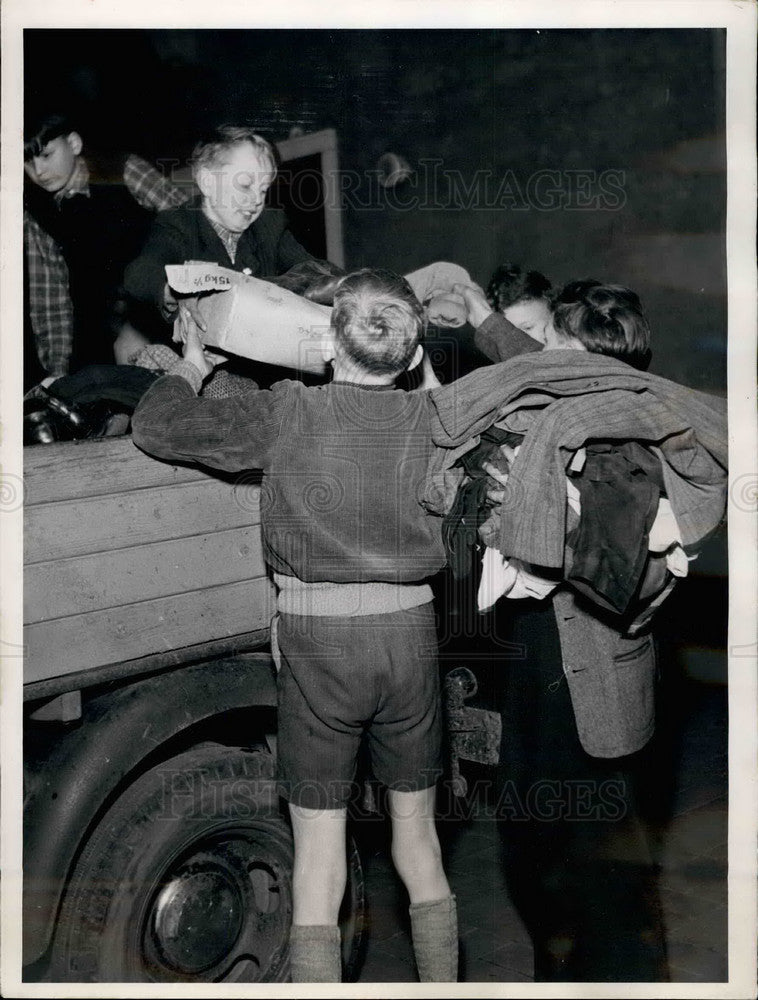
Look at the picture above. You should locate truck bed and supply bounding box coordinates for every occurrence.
[24,435,275,698]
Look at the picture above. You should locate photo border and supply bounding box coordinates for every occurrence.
[2,3,755,998]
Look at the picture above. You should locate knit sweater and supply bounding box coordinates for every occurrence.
[132,374,446,603]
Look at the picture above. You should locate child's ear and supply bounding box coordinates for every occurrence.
[321,330,336,364]
[406,344,424,371]
[67,132,83,157]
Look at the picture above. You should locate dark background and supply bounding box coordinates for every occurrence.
[19,34,731,986]
[24,27,728,679]
[25,28,727,394]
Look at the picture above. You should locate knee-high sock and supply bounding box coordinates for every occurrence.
[409,894,458,982]
[289,923,342,983]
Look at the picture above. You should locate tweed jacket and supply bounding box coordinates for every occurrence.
[124,197,316,311]
[427,351,727,564]
[426,350,728,758]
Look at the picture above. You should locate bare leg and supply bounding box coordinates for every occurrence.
[388,785,458,983]
[387,786,450,903]
[286,803,346,983]
[288,803,347,924]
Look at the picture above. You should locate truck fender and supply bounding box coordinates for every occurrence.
[24,652,277,967]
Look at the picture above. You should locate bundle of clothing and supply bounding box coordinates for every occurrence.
[426,351,728,636]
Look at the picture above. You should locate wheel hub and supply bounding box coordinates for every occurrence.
[143,832,291,981]
[152,863,244,973]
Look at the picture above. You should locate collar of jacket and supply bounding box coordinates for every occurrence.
[55,157,90,204]
[190,193,263,260]
[429,350,726,451]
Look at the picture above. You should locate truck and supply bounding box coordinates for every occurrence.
[22,433,366,983]
[18,127,501,984]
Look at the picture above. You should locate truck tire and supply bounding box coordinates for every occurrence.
[48,744,366,983]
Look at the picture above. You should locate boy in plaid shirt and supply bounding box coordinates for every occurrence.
[23,109,187,389]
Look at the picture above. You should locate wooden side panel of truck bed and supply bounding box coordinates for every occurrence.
[24,436,275,686]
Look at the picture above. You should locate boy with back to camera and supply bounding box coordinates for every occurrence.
[131,268,457,983]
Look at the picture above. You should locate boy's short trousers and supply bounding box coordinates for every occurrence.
[276,603,443,810]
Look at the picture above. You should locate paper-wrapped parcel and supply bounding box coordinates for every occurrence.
[165,263,332,374]
[164,260,474,374]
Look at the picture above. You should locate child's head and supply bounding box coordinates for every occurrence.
[24,112,82,194]
[549,282,651,369]
[486,263,553,342]
[553,278,601,306]
[330,268,425,378]
[191,125,277,233]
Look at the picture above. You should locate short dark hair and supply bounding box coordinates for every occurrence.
[331,268,425,376]
[190,125,277,179]
[553,278,601,305]
[486,262,552,312]
[552,283,651,369]
[24,112,78,160]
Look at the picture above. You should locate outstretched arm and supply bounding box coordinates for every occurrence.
[453,282,543,364]
[132,316,284,473]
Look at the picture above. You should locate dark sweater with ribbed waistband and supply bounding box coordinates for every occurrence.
[132,373,446,610]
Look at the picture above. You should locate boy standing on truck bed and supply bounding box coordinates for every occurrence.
[23,108,188,389]
[123,124,344,395]
[131,268,457,983]
[123,125,320,324]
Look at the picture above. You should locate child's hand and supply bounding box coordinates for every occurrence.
[180,310,223,380]
[162,282,179,320]
[482,461,507,503]
[171,294,207,341]
[452,282,493,329]
[182,294,207,333]
[482,445,516,503]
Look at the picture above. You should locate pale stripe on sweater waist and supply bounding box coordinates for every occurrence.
[274,572,433,617]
